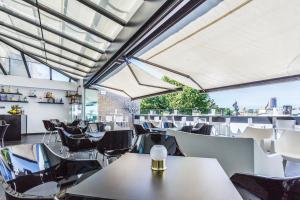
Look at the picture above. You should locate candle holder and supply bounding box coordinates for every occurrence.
[150,145,167,171]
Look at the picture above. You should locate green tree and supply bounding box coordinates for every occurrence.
[140,77,216,115]
[140,95,170,114]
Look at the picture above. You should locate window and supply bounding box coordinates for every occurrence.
[52,69,69,82]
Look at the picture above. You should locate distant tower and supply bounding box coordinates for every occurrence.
[269,97,277,109]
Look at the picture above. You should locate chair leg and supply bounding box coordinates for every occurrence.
[47,131,53,144]
[106,157,110,166]
[54,131,58,142]
[1,138,4,148]
[42,132,47,143]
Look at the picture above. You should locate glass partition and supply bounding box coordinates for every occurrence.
[85,89,99,122]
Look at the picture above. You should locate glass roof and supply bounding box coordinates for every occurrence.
[0,0,144,80]
[0,41,71,82]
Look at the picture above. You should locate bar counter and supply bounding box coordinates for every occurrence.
[0,115,27,141]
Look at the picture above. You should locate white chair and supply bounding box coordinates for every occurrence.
[168,129,284,177]
[276,119,296,131]
[237,127,274,152]
[272,131,300,163]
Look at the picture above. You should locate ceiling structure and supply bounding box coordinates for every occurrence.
[136,0,300,92]
[92,0,300,99]
[2,0,297,99]
[94,59,181,100]
[0,0,173,81]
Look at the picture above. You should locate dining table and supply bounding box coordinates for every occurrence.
[65,153,242,200]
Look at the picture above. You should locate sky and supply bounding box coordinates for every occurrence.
[209,80,300,109]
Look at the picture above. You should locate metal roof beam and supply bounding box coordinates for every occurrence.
[0,37,83,79]
[0,63,7,75]
[0,32,94,69]
[20,52,31,78]
[21,0,114,42]
[75,0,127,26]
[29,52,90,74]
[0,21,98,62]
[0,6,106,54]
[125,58,173,90]
[94,84,132,99]
[84,0,182,87]
[131,56,205,91]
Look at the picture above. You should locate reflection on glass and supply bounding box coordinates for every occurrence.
[0,144,60,181]
[85,89,99,122]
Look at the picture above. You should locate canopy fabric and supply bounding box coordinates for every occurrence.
[139,0,300,91]
[97,63,178,99]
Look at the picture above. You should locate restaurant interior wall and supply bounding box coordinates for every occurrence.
[0,74,78,133]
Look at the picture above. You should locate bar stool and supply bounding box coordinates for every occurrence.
[0,120,9,147]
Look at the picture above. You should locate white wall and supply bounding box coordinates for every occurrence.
[0,75,78,133]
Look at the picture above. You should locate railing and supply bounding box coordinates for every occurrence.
[140,107,297,116]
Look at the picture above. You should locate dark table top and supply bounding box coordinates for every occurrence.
[66,153,242,200]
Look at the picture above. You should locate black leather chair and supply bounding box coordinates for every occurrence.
[231,173,300,200]
[131,133,185,156]
[143,122,156,129]
[96,130,133,166]
[0,120,9,147]
[87,122,105,133]
[192,124,213,135]
[61,122,83,135]
[0,143,101,200]
[163,122,176,128]
[191,123,204,134]
[50,119,61,126]
[97,122,105,132]
[57,128,96,158]
[42,120,57,144]
[133,124,150,136]
[68,119,81,127]
[179,125,193,133]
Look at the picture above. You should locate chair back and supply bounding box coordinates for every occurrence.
[275,131,300,157]
[231,173,300,200]
[42,120,56,131]
[194,123,204,129]
[61,123,82,135]
[131,133,184,156]
[0,143,101,200]
[97,130,133,154]
[179,125,193,133]
[57,128,68,147]
[143,122,156,129]
[133,124,148,136]
[163,122,175,128]
[69,119,81,126]
[97,122,105,132]
[276,119,295,130]
[198,124,213,135]
[239,127,273,141]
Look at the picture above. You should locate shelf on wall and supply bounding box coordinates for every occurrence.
[0,92,23,95]
[0,100,28,103]
[69,103,82,105]
[66,94,82,98]
[38,102,64,105]
[28,95,37,98]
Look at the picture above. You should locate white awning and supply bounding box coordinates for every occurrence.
[139,0,300,91]
[96,62,179,99]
